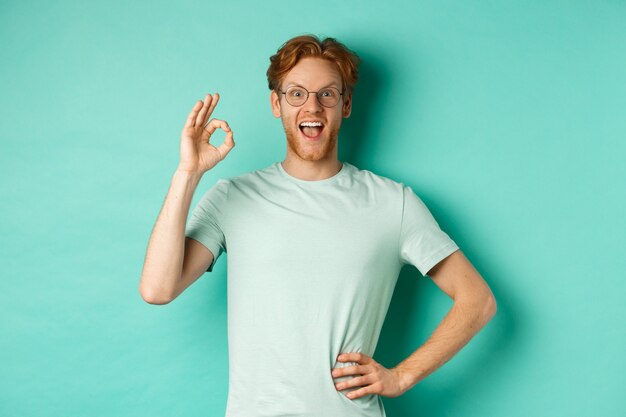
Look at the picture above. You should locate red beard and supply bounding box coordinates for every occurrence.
[283,123,340,162]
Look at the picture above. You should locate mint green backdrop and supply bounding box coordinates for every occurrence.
[1,1,624,416]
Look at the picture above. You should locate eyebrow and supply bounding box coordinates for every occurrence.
[286,82,340,89]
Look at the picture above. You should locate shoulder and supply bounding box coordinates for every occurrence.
[346,162,406,192]
[226,164,276,185]
[222,163,277,189]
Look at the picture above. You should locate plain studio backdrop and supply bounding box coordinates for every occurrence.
[1,1,624,416]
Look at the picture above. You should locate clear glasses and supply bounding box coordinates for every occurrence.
[279,86,343,108]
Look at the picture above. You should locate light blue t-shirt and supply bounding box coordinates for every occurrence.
[185,161,459,417]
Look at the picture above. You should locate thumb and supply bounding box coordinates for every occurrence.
[215,131,235,160]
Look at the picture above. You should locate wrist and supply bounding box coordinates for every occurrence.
[392,365,419,393]
[174,167,204,183]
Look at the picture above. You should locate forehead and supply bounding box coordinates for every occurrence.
[282,57,342,88]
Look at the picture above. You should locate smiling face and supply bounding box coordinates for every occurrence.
[270,57,352,163]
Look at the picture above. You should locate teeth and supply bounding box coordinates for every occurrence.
[300,121,323,127]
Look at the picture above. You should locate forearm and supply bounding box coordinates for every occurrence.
[139,169,203,303]
[392,297,496,392]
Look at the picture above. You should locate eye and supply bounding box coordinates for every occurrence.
[288,87,306,97]
[320,89,335,97]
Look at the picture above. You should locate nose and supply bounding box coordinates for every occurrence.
[302,92,323,112]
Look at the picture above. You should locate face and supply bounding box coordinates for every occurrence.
[270,57,352,162]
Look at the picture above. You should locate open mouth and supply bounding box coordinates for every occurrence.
[299,121,324,140]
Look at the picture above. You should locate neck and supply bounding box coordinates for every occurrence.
[280,156,343,181]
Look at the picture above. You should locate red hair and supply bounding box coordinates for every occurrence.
[267,34,361,96]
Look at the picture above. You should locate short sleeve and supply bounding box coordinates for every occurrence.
[185,179,230,272]
[399,185,459,276]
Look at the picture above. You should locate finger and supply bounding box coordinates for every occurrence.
[203,118,231,136]
[337,353,357,362]
[215,130,235,160]
[195,93,213,127]
[197,92,220,128]
[336,374,371,391]
[339,352,368,364]
[331,366,354,378]
[185,100,204,128]
[205,92,220,121]
[345,385,372,400]
[332,364,366,378]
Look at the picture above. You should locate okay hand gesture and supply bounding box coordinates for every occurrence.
[179,93,235,174]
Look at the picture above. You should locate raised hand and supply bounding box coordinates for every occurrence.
[179,93,235,174]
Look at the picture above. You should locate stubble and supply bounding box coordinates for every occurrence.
[283,124,340,162]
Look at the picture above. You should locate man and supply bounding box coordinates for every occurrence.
[140,34,496,417]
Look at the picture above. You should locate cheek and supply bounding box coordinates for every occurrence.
[281,116,298,131]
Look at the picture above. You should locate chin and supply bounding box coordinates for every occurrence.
[284,126,339,161]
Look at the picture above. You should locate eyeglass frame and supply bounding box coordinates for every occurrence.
[278,85,345,108]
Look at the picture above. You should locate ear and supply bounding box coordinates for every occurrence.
[342,92,352,118]
[270,90,282,118]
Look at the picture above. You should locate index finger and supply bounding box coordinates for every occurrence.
[203,118,231,136]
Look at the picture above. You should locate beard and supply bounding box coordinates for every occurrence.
[283,123,340,162]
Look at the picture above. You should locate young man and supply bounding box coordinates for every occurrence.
[140,34,496,417]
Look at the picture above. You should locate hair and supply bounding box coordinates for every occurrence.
[267,34,361,97]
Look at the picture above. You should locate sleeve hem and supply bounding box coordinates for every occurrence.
[185,234,223,272]
[419,243,460,277]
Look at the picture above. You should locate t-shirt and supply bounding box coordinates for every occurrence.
[185,161,459,417]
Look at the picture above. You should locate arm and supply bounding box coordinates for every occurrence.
[139,169,211,304]
[392,249,497,391]
[139,92,235,304]
[331,249,496,400]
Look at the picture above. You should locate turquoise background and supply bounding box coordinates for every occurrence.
[1,0,624,416]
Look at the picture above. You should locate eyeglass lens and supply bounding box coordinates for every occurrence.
[284,86,341,107]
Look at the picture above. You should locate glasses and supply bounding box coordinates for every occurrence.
[279,86,344,108]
